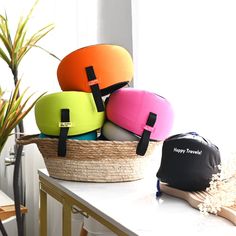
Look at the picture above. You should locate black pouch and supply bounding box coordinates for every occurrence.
[156,132,221,191]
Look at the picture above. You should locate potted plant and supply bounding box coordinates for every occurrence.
[0,81,44,235]
[0,1,57,235]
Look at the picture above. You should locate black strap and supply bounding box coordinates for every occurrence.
[85,66,104,112]
[136,112,157,156]
[58,109,70,157]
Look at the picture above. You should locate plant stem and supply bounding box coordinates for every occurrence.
[13,67,25,135]
[13,144,24,236]
[12,67,25,236]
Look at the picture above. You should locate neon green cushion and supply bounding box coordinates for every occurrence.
[35,91,105,136]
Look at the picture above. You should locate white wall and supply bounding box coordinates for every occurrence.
[132,0,236,155]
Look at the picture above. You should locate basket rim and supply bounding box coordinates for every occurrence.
[17,134,159,145]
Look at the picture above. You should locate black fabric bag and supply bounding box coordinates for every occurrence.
[156,132,221,191]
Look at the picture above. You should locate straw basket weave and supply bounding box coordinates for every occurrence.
[17,135,158,182]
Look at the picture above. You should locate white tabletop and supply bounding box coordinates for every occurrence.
[38,165,236,236]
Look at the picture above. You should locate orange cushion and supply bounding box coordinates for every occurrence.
[57,44,133,94]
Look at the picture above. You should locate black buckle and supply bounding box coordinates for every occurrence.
[136,112,157,156]
[58,109,70,157]
[85,66,104,112]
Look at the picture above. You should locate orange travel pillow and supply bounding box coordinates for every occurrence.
[57,44,133,112]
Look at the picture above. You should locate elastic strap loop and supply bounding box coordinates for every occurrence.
[58,109,70,157]
[85,66,104,112]
[136,112,157,156]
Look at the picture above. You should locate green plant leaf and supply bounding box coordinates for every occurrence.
[17,24,54,63]
[0,33,12,55]
[13,0,39,49]
[0,0,55,71]
[0,14,8,36]
[14,30,26,54]
[0,79,45,153]
[0,13,13,49]
[4,79,21,120]
[0,47,11,65]
[29,44,61,61]
[0,101,8,127]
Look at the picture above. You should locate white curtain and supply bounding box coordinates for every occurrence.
[132,0,236,156]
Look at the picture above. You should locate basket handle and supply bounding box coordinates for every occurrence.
[16,134,40,145]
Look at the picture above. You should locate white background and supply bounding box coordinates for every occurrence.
[134,0,236,154]
[1,0,236,235]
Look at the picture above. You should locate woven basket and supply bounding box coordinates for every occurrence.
[17,135,158,182]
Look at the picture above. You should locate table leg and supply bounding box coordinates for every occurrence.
[40,188,47,236]
[63,202,71,236]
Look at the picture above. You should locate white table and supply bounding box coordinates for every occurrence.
[38,168,236,236]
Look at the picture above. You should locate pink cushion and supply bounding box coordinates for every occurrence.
[106,88,174,141]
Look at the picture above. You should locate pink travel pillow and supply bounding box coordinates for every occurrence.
[106,88,174,155]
